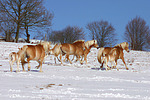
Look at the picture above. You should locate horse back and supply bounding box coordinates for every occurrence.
[103,47,113,55]
[26,45,45,60]
[61,43,76,54]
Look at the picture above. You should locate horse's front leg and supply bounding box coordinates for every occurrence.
[121,57,129,70]
[121,55,129,70]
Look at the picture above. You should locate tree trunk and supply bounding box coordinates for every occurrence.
[26,26,30,43]
[15,22,20,43]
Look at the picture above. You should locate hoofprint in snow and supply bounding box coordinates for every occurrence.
[0,42,150,100]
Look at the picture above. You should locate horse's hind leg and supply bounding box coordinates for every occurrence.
[39,60,43,72]
[27,59,31,71]
[9,59,15,72]
[66,54,72,64]
[59,54,63,64]
[17,60,20,72]
[63,55,67,62]
[21,62,26,72]
[113,61,119,71]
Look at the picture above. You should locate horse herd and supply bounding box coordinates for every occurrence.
[9,40,130,72]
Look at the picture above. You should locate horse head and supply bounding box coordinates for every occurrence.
[115,42,129,52]
[93,40,99,48]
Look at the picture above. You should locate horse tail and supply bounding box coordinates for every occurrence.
[9,53,13,61]
[20,45,28,63]
[97,47,105,64]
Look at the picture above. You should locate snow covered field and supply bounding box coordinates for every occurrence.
[0,42,150,100]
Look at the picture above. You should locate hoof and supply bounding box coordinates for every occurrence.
[23,70,26,72]
[16,70,20,72]
[126,68,129,70]
[39,70,43,72]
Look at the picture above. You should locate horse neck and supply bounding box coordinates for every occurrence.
[84,45,92,53]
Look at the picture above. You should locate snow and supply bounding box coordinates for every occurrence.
[0,42,150,100]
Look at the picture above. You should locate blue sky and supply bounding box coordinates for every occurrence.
[44,0,150,43]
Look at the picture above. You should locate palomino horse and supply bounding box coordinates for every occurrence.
[9,48,28,72]
[102,47,128,71]
[61,40,85,64]
[9,46,28,72]
[49,43,63,64]
[39,41,51,63]
[79,43,99,64]
[18,44,45,72]
[101,48,118,71]
[72,40,99,61]
[97,42,129,70]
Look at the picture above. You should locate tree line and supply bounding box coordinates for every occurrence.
[0,0,150,51]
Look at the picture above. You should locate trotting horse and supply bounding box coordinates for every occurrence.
[80,42,99,64]
[49,43,63,64]
[72,40,99,62]
[97,42,129,70]
[101,47,122,71]
[61,40,85,64]
[17,44,45,72]
[9,46,28,72]
[9,47,28,72]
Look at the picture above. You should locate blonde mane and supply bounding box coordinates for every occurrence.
[114,42,129,52]
[73,40,85,43]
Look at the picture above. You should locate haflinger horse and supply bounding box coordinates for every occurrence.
[49,43,63,64]
[39,41,51,63]
[101,48,118,71]
[9,46,28,72]
[9,48,28,72]
[61,40,85,64]
[79,42,99,64]
[17,44,45,72]
[72,40,99,62]
[97,42,129,70]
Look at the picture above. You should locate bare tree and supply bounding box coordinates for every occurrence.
[48,26,85,43]
[0,0,53,43]
[86,20,116,47]
[0,0,27,42]
[22,0,53,43]
[124,16,150,50]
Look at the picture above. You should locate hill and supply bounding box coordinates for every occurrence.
[0,42,150,100]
